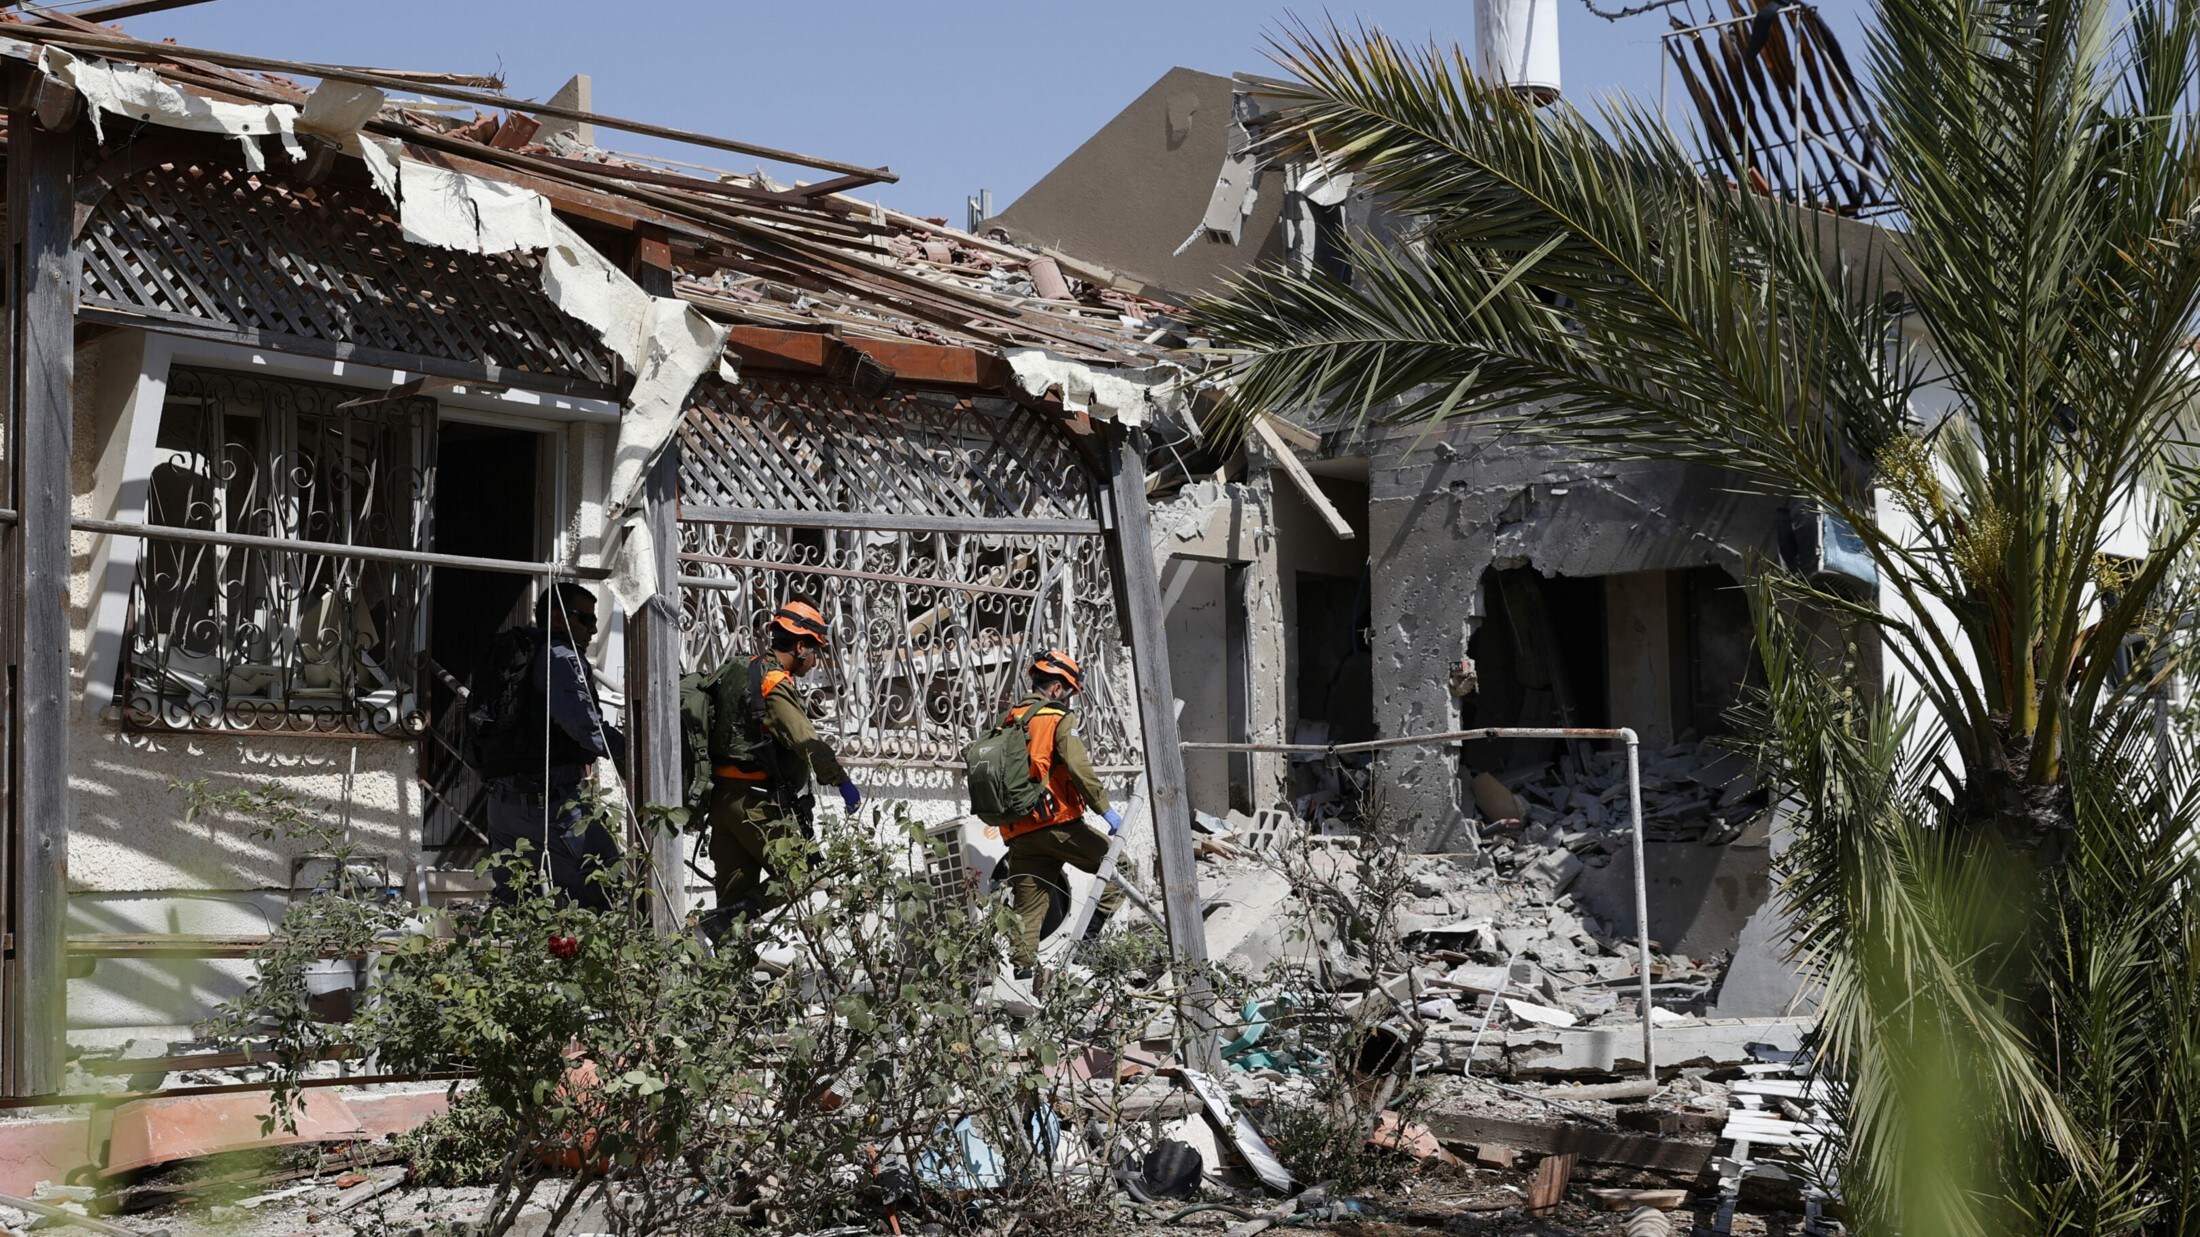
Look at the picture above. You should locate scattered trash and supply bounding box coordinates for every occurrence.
[1129,1140,1203,1201]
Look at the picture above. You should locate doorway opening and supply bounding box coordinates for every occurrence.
[421,421,547,851]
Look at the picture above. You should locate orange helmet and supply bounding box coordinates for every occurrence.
[769,600,829,646]
[1032,648,1082,693]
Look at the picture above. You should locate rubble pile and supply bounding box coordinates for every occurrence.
[1473,738,1768,856]
[1191,803,1802,1083]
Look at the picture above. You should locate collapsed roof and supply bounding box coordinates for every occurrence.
[0,11,1191,401]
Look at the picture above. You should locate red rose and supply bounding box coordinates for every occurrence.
[548,934,580,961]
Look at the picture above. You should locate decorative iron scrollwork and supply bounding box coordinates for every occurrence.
[676,377,1135,768]
[121,367,435,737]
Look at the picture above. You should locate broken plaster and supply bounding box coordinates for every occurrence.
[26,42,305,172]
[1004,349,1187,426]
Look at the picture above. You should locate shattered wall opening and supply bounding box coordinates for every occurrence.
[1461,563,1759,813]
[1461,567,1608,777]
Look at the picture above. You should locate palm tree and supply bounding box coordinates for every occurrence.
[1196,3,2200,1230]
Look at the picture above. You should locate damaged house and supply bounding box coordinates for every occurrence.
[978,38,1893,1017]
[0,12,1229,1104]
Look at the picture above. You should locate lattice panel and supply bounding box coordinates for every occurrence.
[678,525,1135,767]
[674,379,1135,768]
[678,377,1100,522]
[78,164,617,385]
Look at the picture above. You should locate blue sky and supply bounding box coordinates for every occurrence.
[121,0,1875,220]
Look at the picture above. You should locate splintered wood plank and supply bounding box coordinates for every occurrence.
[1527,1151,1578,1214]
[1109,428,1217,1069]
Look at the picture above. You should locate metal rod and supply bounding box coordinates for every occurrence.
[3,24,899,183]
[0,1069,471,1110]
[1659,3,1804,39]
[1625,728,1656,1088]
[71,516,610,580]
[678,551,1040,599]
[1180,723,1658,1088]
[1179,725,1636,754]
[837,756,1143,774]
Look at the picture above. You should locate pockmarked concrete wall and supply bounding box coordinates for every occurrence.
[1355,419,1787,849]
[1148,475,1292,814]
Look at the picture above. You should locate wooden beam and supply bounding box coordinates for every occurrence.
[625,230,687,933]
[722,326,1011,391]
[1262,415,1322,455]
[723,325,834,372]
[795,172,888,199]
[1252,414,1355,540]
[533,154,864,215]
[28,75,79,132]
[1421,1110,1716,1177]
[19,0,217,23]
[73,304,624,402]
[3,106,77,1098]
[1106,427,1220,1070]
[848,337,1010,390]
[630,445,687,930]
[1527,1151,1578,1214]
[9,25,899,183]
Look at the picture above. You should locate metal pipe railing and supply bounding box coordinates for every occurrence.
[70,515,612,580]
[1180,725,1659,1088]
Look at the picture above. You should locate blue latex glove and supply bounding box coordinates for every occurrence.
[840,780,862,812]
[1102,808,1124,836]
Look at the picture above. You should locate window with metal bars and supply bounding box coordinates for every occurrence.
[120,367,436,736]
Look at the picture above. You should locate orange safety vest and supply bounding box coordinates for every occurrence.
[1000,701,1086,842]
[714,664,792,782]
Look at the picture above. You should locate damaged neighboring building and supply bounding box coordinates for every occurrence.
[0,13,1229,1098]
[984,41,1874,1017]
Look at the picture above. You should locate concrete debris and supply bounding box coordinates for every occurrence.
[1504,997,1579,1029]
[1481,740,1769,846]
[1475,1143,1520,1169]
[1195,833,1809,1082]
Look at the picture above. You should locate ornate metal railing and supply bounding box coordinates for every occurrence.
[120,367,435,736]
[678,524,1135,766]
[676,376,1136,768]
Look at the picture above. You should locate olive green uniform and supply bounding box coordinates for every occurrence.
[1001,693,1123,969]
[706,670,848,915]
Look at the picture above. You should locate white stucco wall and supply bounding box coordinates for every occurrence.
[59,330,1168,1033]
